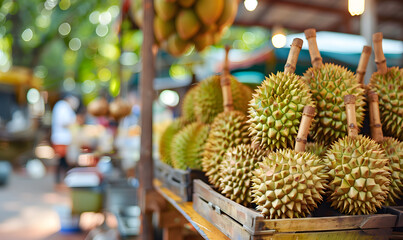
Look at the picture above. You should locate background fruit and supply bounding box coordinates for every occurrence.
[219,144,267,206]
[171,122,209,170]
[202,111,251,188]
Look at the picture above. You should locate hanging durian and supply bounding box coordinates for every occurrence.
[302,29,366,144]
[248,38,314,151]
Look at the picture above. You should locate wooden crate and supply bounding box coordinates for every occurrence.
[193,179,397,240]
[154,159,208,202]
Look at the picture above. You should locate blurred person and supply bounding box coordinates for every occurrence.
[51,93,79,185]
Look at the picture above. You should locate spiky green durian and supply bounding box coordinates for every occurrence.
[305,142,329,158]
[248,72,315,151]
[302,63,366,144]
[325,135,390,215]
[171,122,209,170]
[182,85,199,122]
[219,144,267,206]
[369,67,403,141]
[202,111,250,188]
[380,137,403,205]
[251,149,328,219]
[194,75,252,124]
[159,118,187,166]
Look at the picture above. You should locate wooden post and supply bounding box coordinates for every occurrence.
[304,28,323,69]
[344,95,359,138]
[360,0,376,84]
[295,106,316,153]
[284,38,303,75]
[139,0,155,239]
[372,32,388,75]
[367,91,384,143]
[356,46,372,86]
[221,45,234,112]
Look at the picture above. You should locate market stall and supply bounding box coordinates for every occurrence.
[130,0,403,240]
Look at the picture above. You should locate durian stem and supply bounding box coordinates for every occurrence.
[221,45,234,112]
[295,106,316,153]
[344,95,359,138]
[356,46,372,86]
[367,91,384,143]
[373,32,388,75]
[304,28,323,69]
[284,38,303,75]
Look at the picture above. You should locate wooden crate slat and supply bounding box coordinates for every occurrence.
[194,179,260,231]
[194,179,397,238]
[384,206,403,228]
[256,214,396,233]
[193,193,253,240]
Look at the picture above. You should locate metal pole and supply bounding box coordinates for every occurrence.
[360,0,377,84]
[139,0,155,238]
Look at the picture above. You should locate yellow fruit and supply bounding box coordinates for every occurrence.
[216,0,238,29]
[178,0,195,7]
[194,32,213,52]
[154,0,178,21]
[154,15,175,42]
[176,9,201,40]
[167,33,191,57]
[195,0,224,25]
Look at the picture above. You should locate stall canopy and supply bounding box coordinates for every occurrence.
[234,0,403,40]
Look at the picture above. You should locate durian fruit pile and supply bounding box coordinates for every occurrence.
[130,0,238,56]
[158,48,252,171]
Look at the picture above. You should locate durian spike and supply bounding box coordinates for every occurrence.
[304,28,323,69]
[356,45,372,86]
[284,38,303,75]
[295,106,316,153]
[344,95,359,138]
[221,45,234,112]
[367,91,384,143]
[372,32,387,75]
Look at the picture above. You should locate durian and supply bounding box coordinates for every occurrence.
[305,142,329,158]
[380,137,403,205]
[248,38,313,151]
[194,75,251,124]
[251,149,328,219]
[248,72,314,150]
[369,67,403,141]
[202,111,250,188]
[367,91,403,206]
[219,144,267,206]
[181,85,198,123]
[324,95,390,215]
[369,32,402,141]
[159,118,187,166]
[171,122,209,170]
[303,29,366,144]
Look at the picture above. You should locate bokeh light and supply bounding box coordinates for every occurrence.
[159,90,180,107]
[27,88,40,104]
[21,28,33,42]
[69,38,81,51]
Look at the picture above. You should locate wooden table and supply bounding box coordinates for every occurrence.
[153,180,230,240]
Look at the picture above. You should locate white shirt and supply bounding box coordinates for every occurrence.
[51,100,76,145]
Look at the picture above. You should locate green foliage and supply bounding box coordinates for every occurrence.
[0,0,142,97]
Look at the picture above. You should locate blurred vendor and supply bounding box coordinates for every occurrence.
[51,93,79,184]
